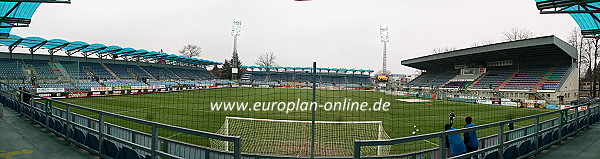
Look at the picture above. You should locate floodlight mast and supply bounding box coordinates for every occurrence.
[380,25,389,74]
[231,18,242,80]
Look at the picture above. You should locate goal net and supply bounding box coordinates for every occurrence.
[210,117,391,156]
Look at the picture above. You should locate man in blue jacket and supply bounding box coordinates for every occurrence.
[445,124,466,157]
[463,116,479,153]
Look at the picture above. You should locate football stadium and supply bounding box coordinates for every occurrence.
[1,1,600,159]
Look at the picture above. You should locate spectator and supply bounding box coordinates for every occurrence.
[445,124,466,157]
[21,87,31,104]
[463,116,479,153]
[508,118,515,130]
[449,112,456,125]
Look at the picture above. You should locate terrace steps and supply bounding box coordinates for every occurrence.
[534,67,556,90]
[497,70,520,89]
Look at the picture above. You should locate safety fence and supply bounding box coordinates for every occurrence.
[2,80,600,159]
[0,82,243,159]
[354,103,598,159]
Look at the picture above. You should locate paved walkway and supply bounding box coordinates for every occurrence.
[0,105,97,159]
[539,123,600,159]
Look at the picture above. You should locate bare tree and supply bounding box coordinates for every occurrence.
[178,44,202,58]
[431,46,457,54]
[502,27,534,41]
[471,38,496,47]
[568,27,600,97]
[255,52,277,68]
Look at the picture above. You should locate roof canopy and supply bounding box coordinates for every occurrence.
[0,34,222,65]
[0,1,70,37]
[241,65,374,73]
[402,36,576,71]
[535,0,600,38]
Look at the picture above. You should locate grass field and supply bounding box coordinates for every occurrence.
[55,87,553,156]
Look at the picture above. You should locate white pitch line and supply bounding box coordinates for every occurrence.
[167,132,183,139]
[115,106,163,114]
[424,139,439,146]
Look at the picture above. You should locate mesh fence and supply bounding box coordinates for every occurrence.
[0,59,569,158]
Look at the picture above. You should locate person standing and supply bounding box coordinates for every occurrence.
[449,112,456,125]
[463,116,479,153]
[445,124,466,157]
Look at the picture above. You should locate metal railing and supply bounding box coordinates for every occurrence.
[354,103,598,159]
[0,82,242,159]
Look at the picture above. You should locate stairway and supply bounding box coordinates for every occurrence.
[101,63,121,80]
[138,66,157,80]
[498,70,520,89]
[534,67,556,90]
[48,61,71,82]
[164,67,183,79]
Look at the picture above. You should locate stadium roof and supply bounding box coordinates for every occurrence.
[0,1,70,37]
[401,35,576,71]
[535,0,600,38]
[0,34,222,65]
[240,65,374,73]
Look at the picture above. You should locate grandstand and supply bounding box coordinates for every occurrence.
[402,35,578,104]
[241,66,374,87]
[0,35,224,93]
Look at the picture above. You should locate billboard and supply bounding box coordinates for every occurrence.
[461,68,486,75]
[36,88,65,93]
[377,75,389,82]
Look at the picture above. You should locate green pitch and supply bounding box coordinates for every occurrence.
[56,87,552,155]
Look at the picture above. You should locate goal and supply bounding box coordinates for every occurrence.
[210,117,391,156]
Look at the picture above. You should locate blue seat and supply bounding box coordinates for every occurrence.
[40,114,46,124]
[543,133,552,147]
[568,124,574,134]
[484,151,498,159]
[74,128,86,143]
[84,133,99,150]
[503,145,519,159]
[102,140,120,158]
[33,111,40,122]
[48,118,55,129]
[537,136,544,148]
[561,126,569,137]
[116,146,140,159]
[53,120,61,132]
[68,127,75,139]
[518,140,532,156]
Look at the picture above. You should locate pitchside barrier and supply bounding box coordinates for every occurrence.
[0,82,243,159]
[354,103,599,159]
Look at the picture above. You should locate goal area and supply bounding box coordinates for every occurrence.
[210,117,391,156]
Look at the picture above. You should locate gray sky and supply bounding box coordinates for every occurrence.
[11,0,578,74]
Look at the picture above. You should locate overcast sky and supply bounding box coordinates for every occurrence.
[10,0,578,74]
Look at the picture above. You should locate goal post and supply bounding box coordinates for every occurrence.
[210,116,391,156]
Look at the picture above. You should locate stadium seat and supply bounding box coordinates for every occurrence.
[116,146,141,159]
[537,136,544,148]
[48,118,55,129]
[40,114,46,125]
[484,151,498,159]
[102,140,120,158]
[552,129,559,141]
[84,133,99,150]
[503,146,519,159]
[53,120,61,132]
[561,126,569,138]
[518,140,532,156]
[543,133,552,147]
[68,127,75,140]
[568,124,574,134]
[74,128,86,143]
